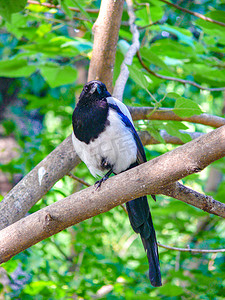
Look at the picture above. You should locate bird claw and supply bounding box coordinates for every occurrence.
[94,169,113,190]
[95,180,102,190]
[95,177,107,190]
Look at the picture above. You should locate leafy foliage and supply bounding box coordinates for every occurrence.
[0,0,225,299]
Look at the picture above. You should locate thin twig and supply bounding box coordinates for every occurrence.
[159,0,225,28]
[138,20,161,30]
[49,238,72,261]
[27,0,99,14]
[120,204,128,214]
[113,0,140,101]
[158,243,225,253]
[67,172,91,187]
[137,51,225,92]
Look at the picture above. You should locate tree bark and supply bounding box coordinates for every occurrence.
[1,125,225,264]
[129,107,225,128]
[0,136,80,230]
[0,0,126,230]
[88,0,124,92]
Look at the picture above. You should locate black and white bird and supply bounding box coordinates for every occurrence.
[72,80,162,287]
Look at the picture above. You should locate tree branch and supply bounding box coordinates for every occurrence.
[0,136,80,230]
[139,130,203,145]
[158,243,225,253]
[158,0,225,28]
[1,125,225,264]
[162,182,225,218]
[0,0,125,231]
[87,0,124,92]
[137,51,225,92]
[113,0,140,100]
[67,172,91,187]
[129,107,225,128]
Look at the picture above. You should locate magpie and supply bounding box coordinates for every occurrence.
[72,80,162,287]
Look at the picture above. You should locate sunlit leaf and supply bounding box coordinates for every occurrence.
[128,64,152,90]
[172,96,203,118]
[40,64,77,88]
[0,58,36,77]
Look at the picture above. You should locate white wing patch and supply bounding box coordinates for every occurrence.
[107,96,134,125]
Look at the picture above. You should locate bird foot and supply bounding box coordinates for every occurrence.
[94,169,113,190]
[95,177,107,190]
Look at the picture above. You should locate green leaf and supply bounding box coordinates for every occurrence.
[135,7,150,27]
[62,38,93,52]
[172,97,203,118]
[140,47,169,70]
[0,58,36,77]
[40,64,77,88]
[128,64,152,90]
[70,0,91,21]
[150,39,196,60]
[19,36,92,57]
[164,121,192,143]
[2,120,16,135]
[60,0,73,19]
[196,10,225,36]
[159,283,184,297]
[0,0,27,22]
[148,126,166,144]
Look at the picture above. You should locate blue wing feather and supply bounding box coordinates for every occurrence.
[108,103,146,164]
[108,101,161,287]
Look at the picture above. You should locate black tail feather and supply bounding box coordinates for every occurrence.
[126,196,162,287]
[141,222,162,287]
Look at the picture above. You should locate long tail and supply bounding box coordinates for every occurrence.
[126,196,162,287]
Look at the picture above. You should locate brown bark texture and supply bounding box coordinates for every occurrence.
[1,125,225,264]
[0,136,80,230]
[87,0,124,92]
[129,107,225,128]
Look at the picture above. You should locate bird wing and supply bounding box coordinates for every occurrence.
[107,98,160,286]
[107,98,146,164]
[107,96,134,125]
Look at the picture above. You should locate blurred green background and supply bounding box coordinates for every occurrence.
[0,0,225,299]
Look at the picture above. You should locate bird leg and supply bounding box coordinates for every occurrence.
[95,169,113,190]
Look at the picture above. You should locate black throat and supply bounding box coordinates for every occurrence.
[72,96,109,144]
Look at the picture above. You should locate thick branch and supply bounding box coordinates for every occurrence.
[1,125,225,263]
[0,136,80,230]
[88,0,124,92]
[0,0,125,231]
[129,107,225,128]
[163,182,225,217]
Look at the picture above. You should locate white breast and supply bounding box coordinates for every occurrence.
[72,109,137,177]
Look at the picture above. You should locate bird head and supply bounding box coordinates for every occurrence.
[79,80,111,101]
